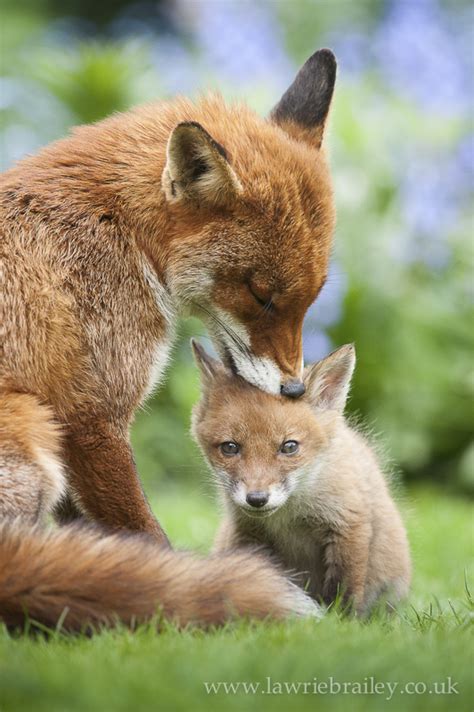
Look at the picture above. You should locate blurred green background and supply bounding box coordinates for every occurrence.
[1,0,472,499]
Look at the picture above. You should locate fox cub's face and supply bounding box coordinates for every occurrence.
[162,51,337,397]
[192,341,355,516]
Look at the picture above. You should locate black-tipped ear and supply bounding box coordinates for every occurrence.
[270,49,337,148]
[162,122,242,208]
[303,344,355,413]
[191,339,226,384]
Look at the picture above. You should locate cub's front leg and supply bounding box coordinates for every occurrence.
[62,419,170,547]
[321,522,371,614]
[213,517,265,553]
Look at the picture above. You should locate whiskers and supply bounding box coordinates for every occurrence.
[192,301,253,360]
[255,297,274,323]
[207,468,235,497]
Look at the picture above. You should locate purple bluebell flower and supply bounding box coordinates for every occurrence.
[150,37,200,95]
[303,261,347,361]
[178,0,293,90]
[454,135,474,190]
[305,261,348,329]
[303,329,333,364]
[0,78,72,169]
[374,0,471,115]
[397,132,473,269]
[324,30,369,77]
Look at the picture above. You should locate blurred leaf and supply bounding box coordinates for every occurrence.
[28,43,151,124]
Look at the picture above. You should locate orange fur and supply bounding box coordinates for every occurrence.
[0,521,320,632]
[1,51,336,540]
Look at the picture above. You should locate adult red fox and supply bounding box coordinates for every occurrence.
[0,50,336,542]
[0,51,335,631]
[191,342,411,615]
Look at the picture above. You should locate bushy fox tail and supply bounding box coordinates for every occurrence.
[0,521,321,632]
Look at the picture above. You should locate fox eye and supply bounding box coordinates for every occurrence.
[220,441,240,456]
[280,440,299,455]
[247,282,274,312]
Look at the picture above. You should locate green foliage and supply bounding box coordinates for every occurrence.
[329,83,473,489]
[29,44,150,125]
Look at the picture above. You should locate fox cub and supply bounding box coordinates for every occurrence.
[192,341,411,615]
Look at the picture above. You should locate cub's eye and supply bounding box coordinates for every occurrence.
[280,440,299,455]
[220,441,240,456]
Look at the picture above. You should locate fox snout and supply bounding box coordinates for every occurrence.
[232,481,290,515]
[246,491,269,508]
[202,305,306,397]
[280,378,305,398]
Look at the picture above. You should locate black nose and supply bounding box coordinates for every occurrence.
[280,379,306,398]
[246,491,269,508]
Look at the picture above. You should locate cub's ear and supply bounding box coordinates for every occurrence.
[270,48,337,148]
[191,339,227,386]
[162,122,242,208]
[303,344,355,413]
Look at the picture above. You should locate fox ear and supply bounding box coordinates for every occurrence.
[191,339,226,385]
[270,49,337,148]
[163,122,242,208]
[303,344,355,413]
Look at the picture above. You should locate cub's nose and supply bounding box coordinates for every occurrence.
[246,491,269,508]
[280,379,306,398]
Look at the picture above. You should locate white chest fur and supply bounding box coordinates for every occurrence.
[141,259,176,401]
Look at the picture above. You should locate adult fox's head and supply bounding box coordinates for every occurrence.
[161,50,337,396]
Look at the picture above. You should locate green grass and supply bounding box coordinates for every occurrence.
[0,487,472,712]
